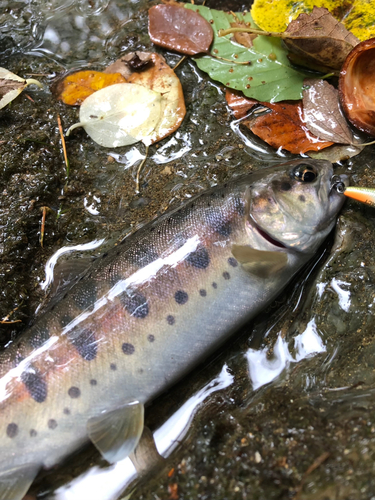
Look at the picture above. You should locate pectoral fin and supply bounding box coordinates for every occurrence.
[87,401,144,464]
[0,463,40,500]
[232,244,288,278]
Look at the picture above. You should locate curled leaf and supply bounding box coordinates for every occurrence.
[0,67,43,110]
[339,38,375,137]
[243,101,333,154]
[148,4,213,55]
[104,52,153,79]
[66,83,162,147]
[303,78,354,144]
[52,70,127,106]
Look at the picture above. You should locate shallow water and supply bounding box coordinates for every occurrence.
[1,1,375,499]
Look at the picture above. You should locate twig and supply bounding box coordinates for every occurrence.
[1,303,23,324]
[40,206,50,248]
[294,452,330,500]
[173,56,187,70]
[135,146,149,193]
[57,114,70,178]
[24,94,36,103]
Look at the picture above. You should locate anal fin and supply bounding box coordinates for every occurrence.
[0,463,40,500]
[87,401,144,464]
[232,244,288,278]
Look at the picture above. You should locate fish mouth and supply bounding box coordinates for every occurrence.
[252,219,286,249]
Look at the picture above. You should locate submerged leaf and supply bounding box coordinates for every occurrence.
[66,83,162,147]
[0,67,42,110]
[244,101,333,154]
[308,142,364,162]
[184,5,309,102]
[225,89,257,118]
[127,53,186,144]
[303,78,354,144]
[53,70,127,106]
[284,7,359,71]
[149,4,213,55]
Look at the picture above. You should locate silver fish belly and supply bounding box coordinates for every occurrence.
[0,159,346,500]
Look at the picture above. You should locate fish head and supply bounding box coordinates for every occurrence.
[247,159,347,254]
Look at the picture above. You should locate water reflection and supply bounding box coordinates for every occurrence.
[53,365,234,500]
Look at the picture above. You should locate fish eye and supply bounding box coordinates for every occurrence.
[292,164,318,183]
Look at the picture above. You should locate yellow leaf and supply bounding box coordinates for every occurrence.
[251,0,374,41]
[55,70,127,106]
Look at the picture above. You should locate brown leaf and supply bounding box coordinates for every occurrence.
[148,4,213,55]
[244,101,333,154]
[127,52,186,144]
[0,78,24,100]
[225,89,257,118]
[231,22,257,48]
[303,78,354,144]
[284,7,359,71]
[52,70,126,106]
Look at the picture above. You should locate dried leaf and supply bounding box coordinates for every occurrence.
[225,89,258,118]
[303,78,354,144]
[148,4,213,55]
[127,53,186,144]
[53,70,127,106]
[251,0,374,42]
[0,67,42,110]
[244,101,333,154]
[284,7,359,71]
[308,143,364,162]
[66,83,162,147]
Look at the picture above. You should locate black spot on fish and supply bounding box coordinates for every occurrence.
[30,429,37,437]
[175,290,188,305]
[68,386,81,398]
[200,289,207,297]
[223,272,230,280]
[210,214,232,238]
[74,282,97,310]
[212,282,218,289]
[110,363,117,371]
[167,315,175,325]
[148,334,155,342]
[60,314,73,328]
[281,181,292,191]
[299,195,306,202]
[6,423,18,438]
[102,252,108,259]
[70,328,97,361]
[228,257,238,268]
[122,343,135,355]
[121,291,149,319]
[48,419,57,430]
[30,326,50,349]
[90,379,97,386]
[63,408,71,415]
[21,367,47,403]
[186,247,210,269]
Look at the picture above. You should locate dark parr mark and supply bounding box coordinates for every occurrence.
[215,221,231,238]
[30,429,37,437]
[228,257,238,268]
[174,290,188,305]
[6,423,18,438]
[122,343,135,355]
[281,181,291,191]
[223,272,230,280]
[167,315,175,325]
[21,367,47,403]
[121,291,149,319]
[148,334,155,342]
[30,326,50,349]
[70,328,97,361]
[199,289,207,297]
[48,419,57,430]
[74,282,97,310]
[68,386,81,399]
[186,247,210,269]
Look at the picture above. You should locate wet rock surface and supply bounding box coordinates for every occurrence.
[1,1,375,499]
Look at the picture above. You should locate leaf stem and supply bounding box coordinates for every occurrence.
[209,53,251,65]
[57,114,70,178]
[25,78,43,88]
[218,27,283,38]
[136,145,149,193]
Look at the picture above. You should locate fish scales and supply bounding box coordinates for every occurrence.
[0,160,346,500]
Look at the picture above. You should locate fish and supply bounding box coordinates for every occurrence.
[0,159,346,500]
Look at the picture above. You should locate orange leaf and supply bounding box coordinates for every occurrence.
[54,70,126,106]
[225,88,257,118]
[244,101,333,154]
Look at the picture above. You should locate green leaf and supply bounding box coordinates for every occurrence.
[184,4,310,102]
